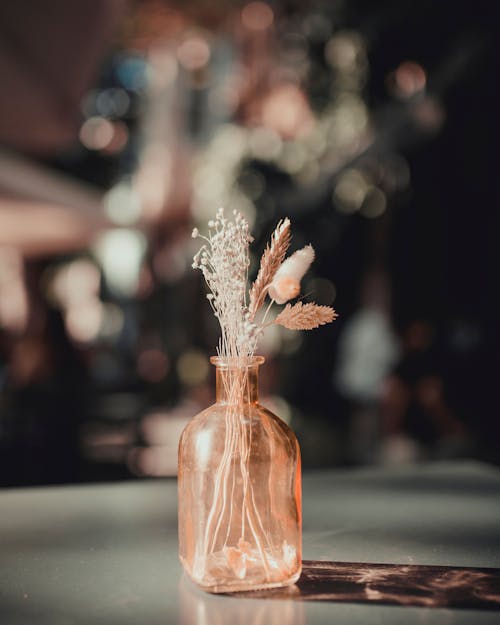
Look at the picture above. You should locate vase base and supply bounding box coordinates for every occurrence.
[181,553,302,594]
[189,568,302,594]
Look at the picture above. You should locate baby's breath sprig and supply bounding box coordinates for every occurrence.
[192,208,337,359]
[192,208,258,358]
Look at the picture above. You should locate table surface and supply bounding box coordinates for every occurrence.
[1,461,500,625]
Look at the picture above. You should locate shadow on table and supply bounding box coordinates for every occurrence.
[231,560,500,610]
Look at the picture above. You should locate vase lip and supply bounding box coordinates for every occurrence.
[210,355,265,368]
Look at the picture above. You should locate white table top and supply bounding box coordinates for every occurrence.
[1,461,499,624]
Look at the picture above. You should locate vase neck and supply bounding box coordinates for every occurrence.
[212,357,264,404]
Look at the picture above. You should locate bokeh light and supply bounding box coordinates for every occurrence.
[241,2,274,31]
[79,117,114,150]
[65,300,103,343]
[177,348,210,386]
[96,88,130,118]
[261,84,315,139]
[390,61,427,98]
[360,187,387,219]
[333,169,369,213]
[137,348,170,383]
[104,182,142,226]
[93,229,146,297]
[177,34,211,71]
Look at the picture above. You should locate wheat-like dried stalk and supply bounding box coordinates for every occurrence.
[274,301,337,330]
[248,218,291,320]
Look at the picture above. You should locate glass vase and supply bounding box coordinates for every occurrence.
[178,356,302,593]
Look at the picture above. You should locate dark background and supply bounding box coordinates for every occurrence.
[0,0,498,486]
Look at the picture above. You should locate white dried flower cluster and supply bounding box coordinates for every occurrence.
[192,208,258,358]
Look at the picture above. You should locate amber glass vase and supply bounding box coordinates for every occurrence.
[178,356,302,593]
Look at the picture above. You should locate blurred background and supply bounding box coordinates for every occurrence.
[0,0,498,487]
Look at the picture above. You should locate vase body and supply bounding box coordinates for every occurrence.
[178,356,302,593]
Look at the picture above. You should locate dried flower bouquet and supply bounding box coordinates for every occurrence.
[192,208,337,357]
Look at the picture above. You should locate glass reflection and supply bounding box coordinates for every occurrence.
[178,575,304,625]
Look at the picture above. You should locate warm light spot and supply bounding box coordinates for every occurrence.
[79,116,114,150]
[101,122,129,155]
[248,127,282,160]
[325,31,365,70]
[211,124,248,162]
[134,143,172,220]
[65,300,103,343]
[141,409,192,445]
[67,259,101,296]
[48,259,100,308]
[412,96,445,131]
[137,348,169,382]
[148,46,179,89]
[261,84,314,139]
[278,143,307,174]
[177,35,211,71]
[136,447,159,476]
[93,229,146,297]
[177,349,209,386]
[392,61,426,98]
[241,2,274,31]
[333,169,368,213]
[328,94,368,147]
[193,169,226,199]
[0,247,28,333]
[131,444,180,477]
[360,187,387,219]
[104,182,142,226]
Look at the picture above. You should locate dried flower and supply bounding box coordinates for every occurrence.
[269,276,300,303]
[192,208,256,357]
[268,245,315,304]
[192,210,337,358]
[248,218,291,320]
[274,302,337,330]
